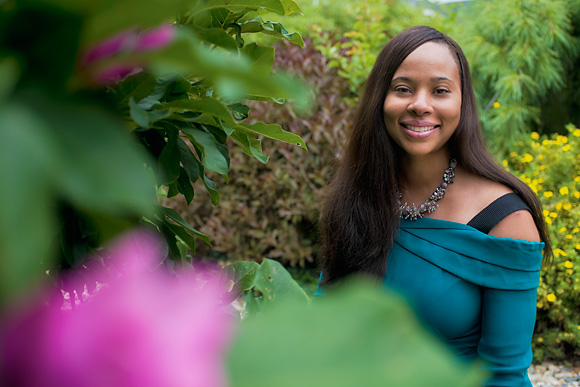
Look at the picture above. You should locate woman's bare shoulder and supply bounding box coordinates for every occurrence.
[466,174,540,242]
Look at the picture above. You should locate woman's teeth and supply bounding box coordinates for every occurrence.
[404,124,437,132]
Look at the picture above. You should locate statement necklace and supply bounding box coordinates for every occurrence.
[398,159,457,220]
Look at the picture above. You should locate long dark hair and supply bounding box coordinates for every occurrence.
[319,26,552,284]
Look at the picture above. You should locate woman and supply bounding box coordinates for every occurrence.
[318,26,552,386]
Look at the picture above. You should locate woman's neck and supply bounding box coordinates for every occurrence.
[400,152,451,194]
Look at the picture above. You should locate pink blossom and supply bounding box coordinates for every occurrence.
[0,230,233,387]
[82,24,177,84]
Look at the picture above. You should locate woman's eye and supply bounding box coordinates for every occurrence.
[395,87,411,93]
[434,89,450,95]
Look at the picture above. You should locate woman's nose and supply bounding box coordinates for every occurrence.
[407,91,432,115]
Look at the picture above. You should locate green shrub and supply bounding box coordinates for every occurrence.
[167,37,353,267]
[505,124,580,361]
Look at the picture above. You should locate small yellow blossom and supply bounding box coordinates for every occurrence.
[537,337,544,342]
[520,153,533,163]
[509,151,518,158]
[543,210,550,217]
[560,186,570,195]
[543,191,554,198]
[567,269,574,275]
[574,191,580,199]
[502,159,508,167]
[542,139,550,146]
[564,261,574,268]
[576,243,580,250]
[546,294,556,302]
[493,101,501,108]
[558,227,566,233]
[574,129,580,137]
[537,302,543,308]
[566,234,573,239]
[563,144,571,151]
[556,203,563,210]
[538,154,545,160]
[549,212,558,218]
[573,228,579,233]
[531,132,540,140]
[554,248,567,257]
[546,218,552,225]
[564,203,572,211]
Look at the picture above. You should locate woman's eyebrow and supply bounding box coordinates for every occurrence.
[391,76,455,83]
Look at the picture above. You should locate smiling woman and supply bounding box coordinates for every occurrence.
[318,26,553,387]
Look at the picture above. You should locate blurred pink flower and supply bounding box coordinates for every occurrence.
[0,230,233,387]
[82,24,177,84]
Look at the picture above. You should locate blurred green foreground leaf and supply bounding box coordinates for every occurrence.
[226,279,487,387]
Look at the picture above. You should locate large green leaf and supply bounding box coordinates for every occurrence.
[189,25,238,50]
[227,280,487,387]
[241,19,303,46]
[231,131,269,163]
[159,97,236,126]
[23,92,156,216]
[250,258,310,306]
[157,129,181,184]
[223,260,260,297]
[0,101,57,303]
[234,122,307,150]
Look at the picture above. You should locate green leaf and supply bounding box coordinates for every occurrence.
[0,101,57,303]
[160,216,198,253]
[232,131,269,163]
[227,280,487,387]
[189,25,238,50]
[191,0,286,17]
[177,137,201,182]
[157,205,211,247]
[279,0,301,15]
[251,258,310,306]
[159,97,236,126]
[227,103,250,120]
[241,43,275,75]
[241,19,303,46]
[182,127,229,176]
[157,129,181,184]
[235,122,307,150]
[223,260,260,294]
[176,167,194,204]
[201,164,220,205]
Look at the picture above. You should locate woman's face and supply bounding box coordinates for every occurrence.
[383,42,462,159]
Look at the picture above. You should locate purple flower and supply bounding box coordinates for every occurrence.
[0,230,233,387]
[82,24,177,84]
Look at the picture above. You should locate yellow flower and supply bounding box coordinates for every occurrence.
[560,186,569,195]
[546,218,552,225]
[558,226,566,233]
[566,234,573,239]
[556,203,563,210]
[538,154,545,160]
[549,212,558,218]
[546,294,556,302]
[543,191,554,198]
[537,337,544,342]
[520,153,533,163]
[573,228,579,233]
[531,132,540,140]
[543,210,550,217]
[574,129,580,137]
[493,101,501,108]
[576,243,580,250]
[542,139,550,145]
[537,302,543,308]
[574,191,580,199]
[567,269,574,275]
[502,159,508,167]
[563,144,571,151]
[564,203,572,211]
[564,261,573,268]
[554,248,567,257]
[509,151,518,158]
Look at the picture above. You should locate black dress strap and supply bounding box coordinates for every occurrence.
[467,193,531,234]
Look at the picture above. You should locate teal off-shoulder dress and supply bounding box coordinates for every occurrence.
[318,194,545,387]
[386,217,543,387]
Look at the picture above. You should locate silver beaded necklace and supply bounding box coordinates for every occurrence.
[398,159,457,220]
